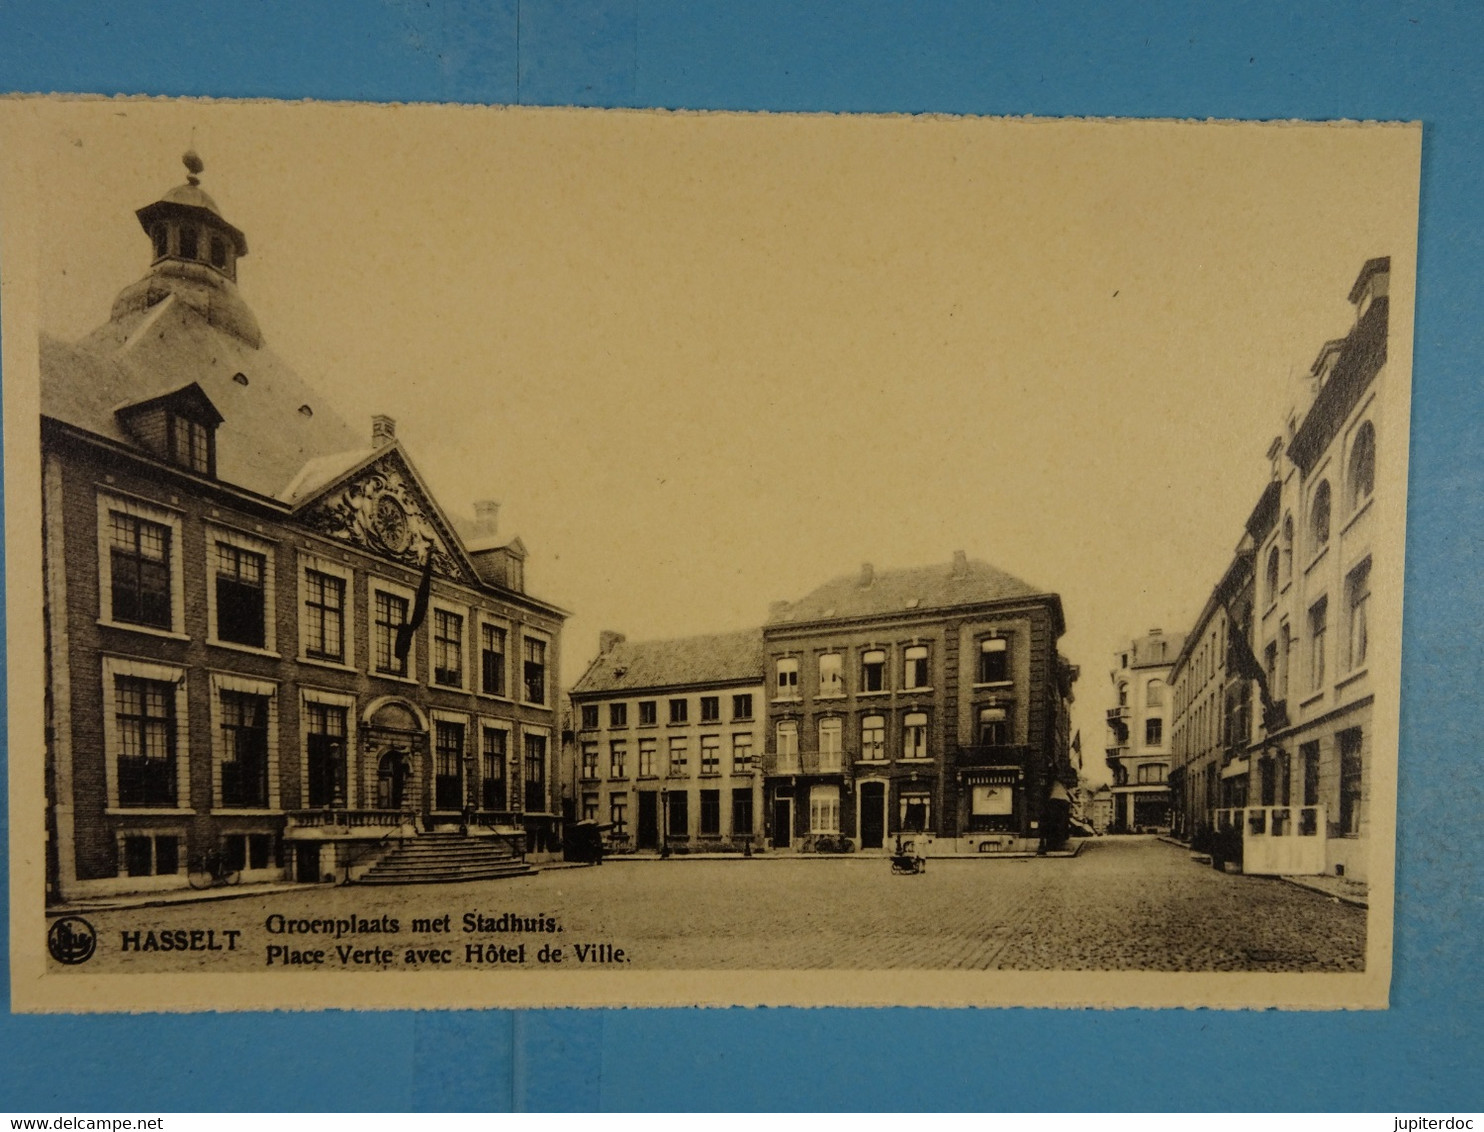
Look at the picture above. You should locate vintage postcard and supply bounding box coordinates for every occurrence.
[0,97,1418,1011]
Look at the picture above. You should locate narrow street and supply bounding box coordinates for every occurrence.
[51,836,1363,974]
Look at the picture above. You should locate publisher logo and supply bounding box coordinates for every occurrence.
[48,916,97,965]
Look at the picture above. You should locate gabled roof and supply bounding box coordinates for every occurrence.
[42,292,362,499]
[771,558,1051,626]
[571,629,765,696]
[115,380,224,427]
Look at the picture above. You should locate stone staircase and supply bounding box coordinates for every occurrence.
[357,831,535,885]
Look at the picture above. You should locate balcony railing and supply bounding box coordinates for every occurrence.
[957,743,1029,768]
[286,808,413,830]
[764,749,851,775]
[1107,705,1130,722]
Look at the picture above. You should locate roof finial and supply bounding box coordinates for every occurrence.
[183,147,203,186]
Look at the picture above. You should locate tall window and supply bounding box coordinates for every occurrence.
[1346,559,1371,671]
[1348,421,1376,511]
[610,740,628,779]
[861,715,885,761]
[638,701,657,726]
[818,653,843,696]
[818,718,843,773]
[699,789,721,835]
[667,791,689,838]
[776,657,799,697]
[434,720,465,811]
[1266,546,1281,603]
[668,737,689,776]
[731,734,753,774]
[732,693,753,720]
[809,785,840,834]
[775,720,799,773]
[305,702,347,808]
[480,624,506,696]
[374,590,410,676]
[1300,740,1321,807]
[978,638,1009,683]
[610,703,629,728]
[638,738,656,777]
[220,691,270,808]
[1308,597,1329,692]
[115,676,177,806]
[903,712,928,759]
[669,698,688,724]
[582,793,599,822]
[522,638,547,703]
[214,543,266,647]
[1136,763,1166,785]
[580,704,598,729]
[699,696,719,722]
[481,727,506,810]
[1281,515,1294,586]
[1311,480,1332,551]
[1145,679,1165,707]
[732,788,754,835]
[580,742,599,780]
[167,413,212,474]
[304,570,345,661]
[433,609,464,686]
[861,649,886,692]
[178,223,199,260]
[1339,727,1364,835]
[523,733,547,812]
[1145,718,1163,746]
[701,735,721,775]
[977,706,1008,746]
[109,512,172,629]
[609,793,628,838]
[904,645,930,689]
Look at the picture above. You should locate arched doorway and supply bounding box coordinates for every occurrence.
[377,749,412,810]
[362,698,428,815]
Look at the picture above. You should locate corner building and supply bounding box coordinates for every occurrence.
[568,630,766,851]
[1104,629,1185,833]
[41,155,568,899]
[762,554,1078,853]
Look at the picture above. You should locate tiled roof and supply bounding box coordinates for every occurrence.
[772,558,1047,624]
[571,629,765,695]
[41,291,363,500]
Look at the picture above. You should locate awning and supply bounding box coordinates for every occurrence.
[960,767,1020,787]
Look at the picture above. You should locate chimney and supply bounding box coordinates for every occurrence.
[951,550,968,577]
[473,499,500,537]
[858,563,875,588]
[371,414,396,448]
[598,630,626,655]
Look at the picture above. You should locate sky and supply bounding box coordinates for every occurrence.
[22,99,1419,783]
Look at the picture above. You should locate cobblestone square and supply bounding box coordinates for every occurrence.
[57,837,1363,974]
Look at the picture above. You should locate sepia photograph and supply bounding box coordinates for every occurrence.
[1,97,1418,1011]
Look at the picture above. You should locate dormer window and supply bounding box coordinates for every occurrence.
[168,412,213,474]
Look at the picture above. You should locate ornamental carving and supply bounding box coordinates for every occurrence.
[301,456,465,581]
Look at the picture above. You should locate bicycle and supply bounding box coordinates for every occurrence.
[187,848,242,889]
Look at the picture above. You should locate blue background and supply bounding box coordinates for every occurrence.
[2,0,1482,1112]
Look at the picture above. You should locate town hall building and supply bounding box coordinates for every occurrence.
[40,153,568,899]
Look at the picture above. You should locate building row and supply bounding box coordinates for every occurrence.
[1163,256,1390,882]
[568,555,1081,855]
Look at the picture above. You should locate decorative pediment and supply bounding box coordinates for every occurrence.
[294,448,476,584]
